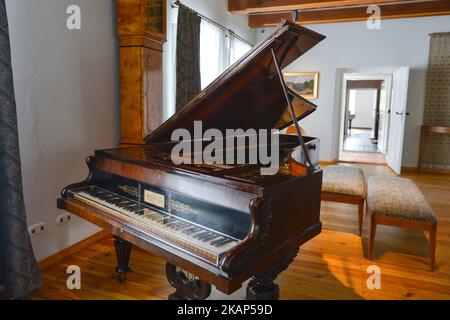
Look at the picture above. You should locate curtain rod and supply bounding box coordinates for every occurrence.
[170,0,254,47]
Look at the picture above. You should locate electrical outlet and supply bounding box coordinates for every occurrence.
[29,222,45,237]
[56,213,72,226]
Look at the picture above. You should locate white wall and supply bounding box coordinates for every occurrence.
[163,0,257,119]
[352,89,376,129]
[6,0,119,261]
[5,0,255,261]
[258,15,450,166]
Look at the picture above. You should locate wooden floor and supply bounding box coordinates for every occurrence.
[30,163,450,300]
[343,129,378,153]
[339,151,386,164]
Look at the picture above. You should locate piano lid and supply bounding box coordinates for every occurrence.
[146,21,326,144]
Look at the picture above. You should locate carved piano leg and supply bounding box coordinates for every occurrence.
[165,263,211,300]
[114,236,132,283]
[246,248,299,300]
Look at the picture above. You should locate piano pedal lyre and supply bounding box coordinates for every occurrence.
[165,263,212,300]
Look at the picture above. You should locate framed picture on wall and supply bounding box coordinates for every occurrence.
[283,72,319,99]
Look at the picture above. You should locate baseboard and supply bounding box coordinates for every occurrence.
[402,167,450,175]
[320,160,339,166]
[38,230,110,271]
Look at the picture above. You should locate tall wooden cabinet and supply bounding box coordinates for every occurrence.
[117,0,166,145]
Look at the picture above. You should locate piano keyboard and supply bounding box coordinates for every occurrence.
[67,186,240,265]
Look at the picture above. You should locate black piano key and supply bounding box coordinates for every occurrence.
[209,238,223,246]
[203,234,219,242]
[178,222,192,230]
[185,227,199,234]
[165,221,180,228]
[161,217,172,224]
[176,222,188,230]
[196,232,210,241]
[200,232,216,241]
[194,231,209,240]
[210,237,229,247]
[171,222,185,230]
[215,238,234,247]
[204,234,219,242]
[116,201,131,207]
[191,227,204,235]
[182,226,196,234]
[174,222,186,230]
[124,204,140,211]
[107,198,122,204]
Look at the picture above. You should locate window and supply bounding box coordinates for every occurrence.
[168,9,253,115]
[200,20,227,89]
[229,36,252,66]
[200,20,252,89]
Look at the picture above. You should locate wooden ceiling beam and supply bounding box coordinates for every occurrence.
[229,0,410,14]
[248,0,450,28]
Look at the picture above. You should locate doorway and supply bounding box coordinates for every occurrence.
[344,80,383,152]
[337,68,410,174]
[338,73,393,165]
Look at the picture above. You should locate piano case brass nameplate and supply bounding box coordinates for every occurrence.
[144,189,165,208]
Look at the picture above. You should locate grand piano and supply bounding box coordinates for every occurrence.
[57,21,326,300]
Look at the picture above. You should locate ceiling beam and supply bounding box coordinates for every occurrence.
[229,0,411,14]
[248,0,450,28]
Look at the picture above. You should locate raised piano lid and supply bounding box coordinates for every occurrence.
[146,20,326,144]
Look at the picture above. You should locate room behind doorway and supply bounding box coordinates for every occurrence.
[338,72,394,165]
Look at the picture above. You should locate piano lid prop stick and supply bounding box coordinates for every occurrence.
[270,48,315,173]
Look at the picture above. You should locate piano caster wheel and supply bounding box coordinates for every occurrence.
[118,271,126,283]
[166,263,211,300]
[246,280,279,300]
[246,247,299,300]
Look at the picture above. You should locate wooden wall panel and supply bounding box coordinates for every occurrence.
[120,47,144,144]
[117,0,166,145]
[144,48,163,137]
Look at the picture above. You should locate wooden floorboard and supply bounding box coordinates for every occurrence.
[29,163,450,300]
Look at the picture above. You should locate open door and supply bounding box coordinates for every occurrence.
[377,79,390,153]
[387,67,410,174]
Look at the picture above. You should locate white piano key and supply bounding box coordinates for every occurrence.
[69,187,240,264]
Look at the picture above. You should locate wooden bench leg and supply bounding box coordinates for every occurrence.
[358,199,364,236]
[368,214,377,260]
[429,222,437,271]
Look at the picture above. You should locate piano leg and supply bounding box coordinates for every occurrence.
[165,263,211,300]
[114,236,132,283]
[246,248,299,300]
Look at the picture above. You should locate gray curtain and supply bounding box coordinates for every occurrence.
[0,0,42,299]
[422,32,450,170]
[176,4,201,112]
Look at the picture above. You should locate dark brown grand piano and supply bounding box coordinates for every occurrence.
[57,21,326,300]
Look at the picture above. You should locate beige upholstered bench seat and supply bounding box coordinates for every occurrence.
[322,165,366,235]
[367,176,437,270]
[323,166,365,197]
[368,176,436,223]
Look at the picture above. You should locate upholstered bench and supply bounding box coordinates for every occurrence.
[367,176,437,270]
[322,165,366,235]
